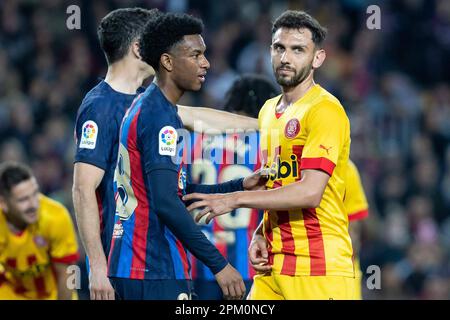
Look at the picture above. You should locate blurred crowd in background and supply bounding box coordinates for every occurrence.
[0,0,449,299]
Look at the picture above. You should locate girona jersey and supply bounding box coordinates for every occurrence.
[258,84,354,277]
[345,160,369,221]
[188,132,262,281]
[0,195,79,299]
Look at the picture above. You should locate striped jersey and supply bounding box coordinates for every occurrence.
[0,195,79,299]
[258,84,354,277]
[108,83,190,280]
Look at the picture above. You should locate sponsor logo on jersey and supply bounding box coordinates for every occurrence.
[159,126,177,156]
[285,118,300,139]
[266,154,299,181]
[79,120,98,149]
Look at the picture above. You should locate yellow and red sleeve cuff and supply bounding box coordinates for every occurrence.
[348,209,369,222]
[51,252,80,264]
[300,157,336,176]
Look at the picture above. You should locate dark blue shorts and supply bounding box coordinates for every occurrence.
[110,277,195,300]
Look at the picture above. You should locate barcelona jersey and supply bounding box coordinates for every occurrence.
[74,80,142,256]
[108,83,190,280]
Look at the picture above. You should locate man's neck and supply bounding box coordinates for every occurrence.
[5,216,27,233]
[154,75,184,106]
[104,60,147,95]
[280,75,316,106]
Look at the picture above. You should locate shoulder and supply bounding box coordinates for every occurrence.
[38,195,72,227]
[77,82,116,120]
[259,95,281,118]
[307,87,348,124]
[137,89,179,128]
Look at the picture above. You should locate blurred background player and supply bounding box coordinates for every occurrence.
[345,159,370,300]
[248,159,369,299]
[73,7,259,300]
[108,12,266,300]
[0,162,79,300]
[190,74,278,299]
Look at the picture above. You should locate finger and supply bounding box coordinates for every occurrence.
[259,243,269,259]
[195,208,211,223]
[239,280,246,299]
[205,212,218,224]
[108,289,116,300]
[187,200,208,212]
[250,257,268,265]
[228,284,237,299]
[90,290,96,300]
[252,264,272,272]
[220,283,229,299]
[182,193,207,202]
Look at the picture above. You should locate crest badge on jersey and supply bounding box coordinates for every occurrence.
[285,118,300,139]
[33,235,48,247]
[159,126,177,156]
[79,120,98,149]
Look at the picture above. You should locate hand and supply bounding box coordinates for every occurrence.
[183,193,238,224]
[243,168,269,191]
[248,234,271,273]
[214,264,246,300]
[89,268,115,300]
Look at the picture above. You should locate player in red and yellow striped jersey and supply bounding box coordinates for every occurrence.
[344,159,369,300]
[0,162,79,300]
[248,159,369,299]
[184,11,355,299]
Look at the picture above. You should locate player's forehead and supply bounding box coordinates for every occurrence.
[10,178,39,200]
[175,34,206,54]
[272,27,314,47]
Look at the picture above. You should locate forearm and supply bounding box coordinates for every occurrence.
[72,187,107,269]
[55,263,73,300]
[178,105,258,132]
[253,220,264,237]
[148,170,228,274]
[235,180,321,210]
[186,178,244,195]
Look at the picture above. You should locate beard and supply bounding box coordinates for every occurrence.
[275,60,313,87]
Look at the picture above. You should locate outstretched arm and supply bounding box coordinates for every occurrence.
[184,169,329,223]
[178,105,258,132]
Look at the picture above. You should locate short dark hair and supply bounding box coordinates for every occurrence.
[0,162,33,197]
[97,7,161,65]
[224,74,279,118]
[272,10,327,47]
[139,12,204,71]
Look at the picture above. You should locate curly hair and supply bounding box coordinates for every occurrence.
[97,7,161,64]
[272,10,327,47]
[139,12,204,71]
[224,74,279,118]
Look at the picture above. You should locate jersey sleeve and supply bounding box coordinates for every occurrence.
[48,206,80,264]
[74,100,115,171]
[301,101,350,176]
[345,160,369,221]
[138,109,180,174]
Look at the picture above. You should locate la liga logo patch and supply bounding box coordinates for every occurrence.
[159,126,177,156]
[79,120,98,149]
[285,118,300,139]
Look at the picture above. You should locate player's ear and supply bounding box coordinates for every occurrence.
[312,48,326,69]
[160,53,173,72]
[131,41,142,60]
